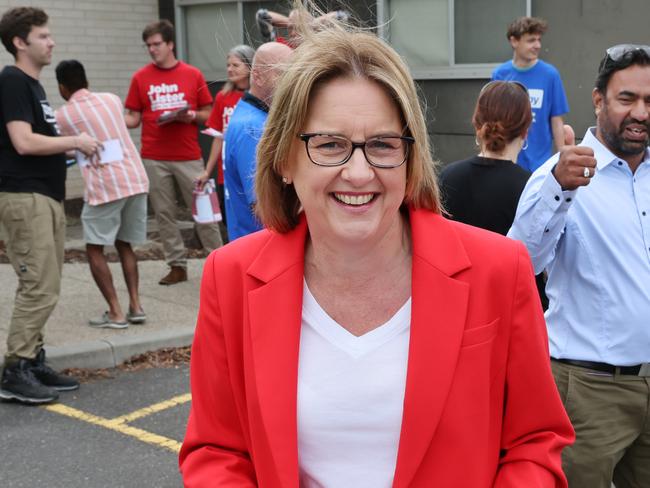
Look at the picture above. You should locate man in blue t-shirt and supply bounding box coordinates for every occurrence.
[492,17,569,172]
[223,41,292,241]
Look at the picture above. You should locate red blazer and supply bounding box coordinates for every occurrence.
[180,208,574,487]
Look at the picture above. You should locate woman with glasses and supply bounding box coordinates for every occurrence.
[439,81,549,309]
[180,6,573,487]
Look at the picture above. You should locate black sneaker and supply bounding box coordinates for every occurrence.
[0,359,59,404]
[30,349,80,392]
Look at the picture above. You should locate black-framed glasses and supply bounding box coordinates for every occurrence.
[144,41,166,50]
[605,44,650,62]
[299,133,414,168]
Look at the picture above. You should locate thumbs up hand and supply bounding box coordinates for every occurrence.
[563,124,575,147]
[551,125,597,191]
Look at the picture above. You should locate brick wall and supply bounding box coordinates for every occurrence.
[0,0,158,199]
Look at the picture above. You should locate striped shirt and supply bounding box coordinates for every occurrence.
[56,89,149,206]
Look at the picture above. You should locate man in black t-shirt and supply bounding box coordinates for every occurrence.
[0,7,100,405]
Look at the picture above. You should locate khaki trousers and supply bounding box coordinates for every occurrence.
[0,192,65,362]
[551,360,650,488]
[143,159,222,268]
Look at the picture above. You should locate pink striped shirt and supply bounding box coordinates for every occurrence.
[56,89,149,206]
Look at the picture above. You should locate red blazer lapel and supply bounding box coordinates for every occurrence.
[246,218,308,488]
[243,210,471,487]
[393,209,471,488]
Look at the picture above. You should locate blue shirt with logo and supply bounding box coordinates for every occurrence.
[492,60,569,172]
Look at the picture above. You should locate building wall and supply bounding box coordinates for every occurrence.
[4,0,645,196]
[0,0,158,199]
[423,0,650,166]
[158,0,175,24]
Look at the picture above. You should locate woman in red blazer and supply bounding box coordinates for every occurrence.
[180,7,574,487]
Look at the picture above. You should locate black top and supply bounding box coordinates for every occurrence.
[439,155,531,236]
[439,155,548,309]
[0,65,66,201]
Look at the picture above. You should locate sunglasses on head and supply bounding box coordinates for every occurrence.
[605,44,650,62]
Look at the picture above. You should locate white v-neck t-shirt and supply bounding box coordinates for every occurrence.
[297,281,411,488]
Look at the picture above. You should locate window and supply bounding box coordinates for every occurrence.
[176,0,530,81]
[176,0,286,81]
[181,1,240,81]
[380,0,530,78]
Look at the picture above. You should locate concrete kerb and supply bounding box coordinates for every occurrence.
[0,327,195,372]
[1,215,203,373]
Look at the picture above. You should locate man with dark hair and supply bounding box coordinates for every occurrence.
[55,59,149,329]
[125,20,221,285]
[54,59,86,92]
[492,16,569,172]
[142,19,174,45]
[509,45,650,487]
[0,7,101,404]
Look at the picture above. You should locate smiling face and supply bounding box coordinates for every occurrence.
[510,33,541,66]
[286,76,408,249]
[594,64,650,168]
[226,54,250,90]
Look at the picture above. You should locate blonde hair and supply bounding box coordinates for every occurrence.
[255,8,442,233]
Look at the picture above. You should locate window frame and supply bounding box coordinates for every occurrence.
[376,0,531,79]
[175,0,247,76]
[175,0,532,80]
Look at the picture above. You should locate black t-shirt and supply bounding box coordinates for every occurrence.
[439,155,549,310]
[439,155,531,235]
[0,65,66,201]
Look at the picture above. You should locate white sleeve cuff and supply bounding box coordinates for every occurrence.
[540,169,578,211]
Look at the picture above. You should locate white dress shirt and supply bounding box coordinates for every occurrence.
[509,128,650,365]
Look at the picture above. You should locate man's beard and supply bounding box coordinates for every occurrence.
[600,113,650,157]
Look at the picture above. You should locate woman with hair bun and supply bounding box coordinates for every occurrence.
[440,80,533,235]
[440,80,549,308]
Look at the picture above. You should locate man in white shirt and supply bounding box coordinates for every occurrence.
[509,45,650,487]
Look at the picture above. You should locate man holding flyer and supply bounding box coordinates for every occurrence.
[0,7,100,404]
[125,19,222,286]
[56,60,149,329]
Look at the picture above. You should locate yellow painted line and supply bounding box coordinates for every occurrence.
[109,393,191,425]
[44,403,183,453]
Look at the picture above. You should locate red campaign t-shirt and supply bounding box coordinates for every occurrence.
[125,61,212,161]
[276,36,293,48]
[206,89,244,184]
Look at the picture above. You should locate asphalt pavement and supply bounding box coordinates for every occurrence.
[0,217,206,372]
[1,363,190,487]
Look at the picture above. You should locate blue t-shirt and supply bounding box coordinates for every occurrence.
[492,60,569,172]
[223,93,268,241]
